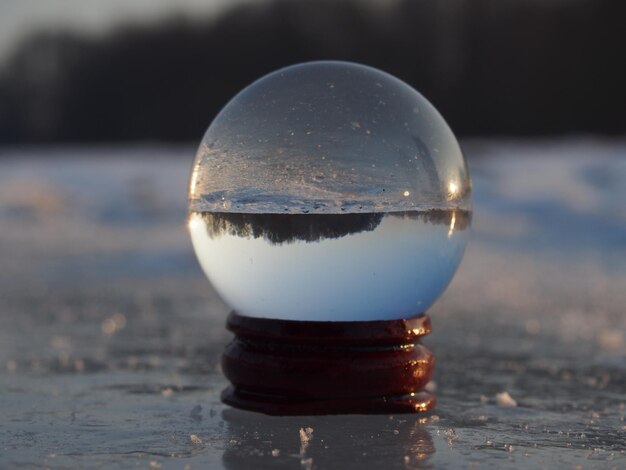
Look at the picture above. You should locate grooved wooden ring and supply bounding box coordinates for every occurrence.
[221,312,435,415]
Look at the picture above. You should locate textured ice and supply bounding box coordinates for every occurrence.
[0,141,625,469]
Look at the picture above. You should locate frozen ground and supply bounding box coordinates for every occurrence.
[0,140,625,469]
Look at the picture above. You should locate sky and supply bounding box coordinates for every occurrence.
[0,0,255,63]
[0,0,403,65]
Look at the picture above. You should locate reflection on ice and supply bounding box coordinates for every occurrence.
[222,410,436,470]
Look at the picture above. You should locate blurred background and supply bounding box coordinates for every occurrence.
[1,2,626,468]
[0,0,625,144]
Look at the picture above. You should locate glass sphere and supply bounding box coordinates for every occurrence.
[188,61,471,321]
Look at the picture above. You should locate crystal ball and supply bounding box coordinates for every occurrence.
[188,61,471,321]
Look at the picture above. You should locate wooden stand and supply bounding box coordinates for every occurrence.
[221,312,435,415]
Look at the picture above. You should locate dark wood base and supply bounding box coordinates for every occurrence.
[221,312,435,415]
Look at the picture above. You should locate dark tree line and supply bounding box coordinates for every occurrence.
[0,0,624,144]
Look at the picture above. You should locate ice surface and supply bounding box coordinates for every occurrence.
[0,140,625,469]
